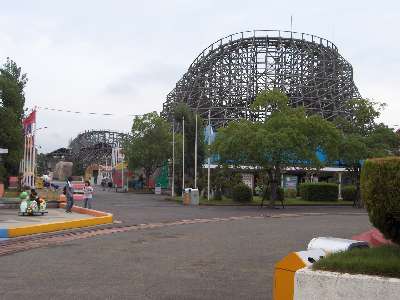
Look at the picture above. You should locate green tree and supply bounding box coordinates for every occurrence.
[336,99,400,207]
[213,90,340,207]
[0,58,27,184]
[124,112,172,187]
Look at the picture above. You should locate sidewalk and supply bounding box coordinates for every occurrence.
[0,207,113,238]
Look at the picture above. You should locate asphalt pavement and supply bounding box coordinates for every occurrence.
[0,190,371,300]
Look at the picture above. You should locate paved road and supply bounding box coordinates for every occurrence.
[0,190,371,300]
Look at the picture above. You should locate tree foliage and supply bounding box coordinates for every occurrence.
[336,98,400,207]
[124,112,171,186]
[0,58,27,183]
[213,90,340,207]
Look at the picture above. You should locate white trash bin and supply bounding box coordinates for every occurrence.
[190,189,199,205]
[307,237,369,254]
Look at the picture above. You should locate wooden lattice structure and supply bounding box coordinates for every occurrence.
[162,30,360,127]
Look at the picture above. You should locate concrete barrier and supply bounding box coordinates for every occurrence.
[294,267,400,300]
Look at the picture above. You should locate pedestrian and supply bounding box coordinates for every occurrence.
[64,176,74,213]
[83,181,94,209]
[101,178,106,191]
[107,180,113,191]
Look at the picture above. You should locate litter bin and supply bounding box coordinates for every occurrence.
[273,249,325,300]
[307,237,369,254]
[183,188,191,205]
[190,188,199,205]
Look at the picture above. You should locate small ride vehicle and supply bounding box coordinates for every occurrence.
[19,190,48,216]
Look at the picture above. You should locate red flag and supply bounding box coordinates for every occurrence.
[23,110,36,134]
[23,110,36,126]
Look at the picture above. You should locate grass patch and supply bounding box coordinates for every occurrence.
[165,196,350,206]
[3,190,19,198]
[2,189,59,201]
[313,245,400,278]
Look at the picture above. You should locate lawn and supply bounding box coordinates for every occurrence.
[3,190,19,198]
[166,195,351,206]
[2,189,60,201]
[313,245,400,278]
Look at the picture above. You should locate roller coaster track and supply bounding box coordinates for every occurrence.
[162,29,360,127]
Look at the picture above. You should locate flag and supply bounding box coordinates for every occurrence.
[23,110,36,134]
[204,124,215,144]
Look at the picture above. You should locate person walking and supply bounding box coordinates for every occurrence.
[64,177,74,213]
[83,181,94,209]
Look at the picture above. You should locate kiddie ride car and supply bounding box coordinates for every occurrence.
[18,192,48,216]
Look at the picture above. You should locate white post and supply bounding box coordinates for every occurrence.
[105,157,108,184]
[172,121,175,197]
[194,113,198,189]
[32,122,36,188]
[121,149,124,192]
[22,133,27,187]
[338,172,343,200]
[207,110,211,201]
[182,116,185,196]
[28,135,33,187]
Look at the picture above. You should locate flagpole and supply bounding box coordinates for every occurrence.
[32,115,36,188]
[22,132,27,187]
[207,110,211,201]
[182,116,185,196]
[172,121,175,197]
[194,113,197,189]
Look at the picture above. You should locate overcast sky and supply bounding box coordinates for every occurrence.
[1,0,399,152]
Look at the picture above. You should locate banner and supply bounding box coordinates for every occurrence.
[20,109,37,188]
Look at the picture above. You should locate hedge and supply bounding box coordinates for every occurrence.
[232,183,253,202]
[342,185,357,202]
[299,182,338,201]
[361,157,400,245]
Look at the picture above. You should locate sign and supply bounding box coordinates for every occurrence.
[35,177,44,189]
[241,173,254,190]
[0,148,8,154]
[8,176,18,189]
[284,176,298,189]
[155,186,162,195]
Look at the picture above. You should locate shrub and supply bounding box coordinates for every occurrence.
[262,186,285,202]
[232,183,253,202]
[284,188,297,199]
[361,157,400,245]
[341,185,357,201]
[213,189,222,201]
[299,182,338,201]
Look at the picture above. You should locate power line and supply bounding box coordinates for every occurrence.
[35,106,146,117]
